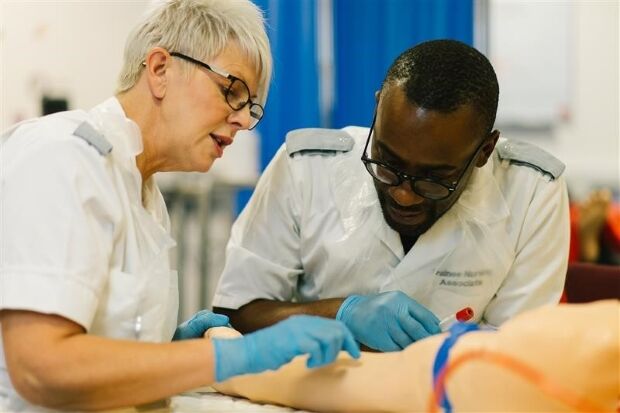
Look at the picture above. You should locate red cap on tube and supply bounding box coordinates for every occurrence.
[455,307,474,322]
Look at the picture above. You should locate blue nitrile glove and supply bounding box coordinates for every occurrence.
[172,310,230,341]
[212,315,360,382]
[336,291,441,352]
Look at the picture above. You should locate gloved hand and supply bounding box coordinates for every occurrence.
[212,315,360,382]
[336,291,441,352]
[172,310,230,341]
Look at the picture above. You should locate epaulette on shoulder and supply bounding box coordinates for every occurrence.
[285,128,354,157]
[496,139,565,180]
[73,121,113,156]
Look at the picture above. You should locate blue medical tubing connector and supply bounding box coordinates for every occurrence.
[432,322,480,413]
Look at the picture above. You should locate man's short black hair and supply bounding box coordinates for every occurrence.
[383,39,499,135]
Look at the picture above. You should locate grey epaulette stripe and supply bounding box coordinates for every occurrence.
[73,121,113,156]
[285,128,354,156]
[496,139,565,180]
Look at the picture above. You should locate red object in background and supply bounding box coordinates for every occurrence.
[602,204,620,255]
[568,205,581,263]
[563,205,582,302]
[568,200,620,264]
[563,201,620,303]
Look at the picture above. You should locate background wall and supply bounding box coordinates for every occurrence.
[488,0,619,199]
[549,0,619,196]
[0,0,149,128]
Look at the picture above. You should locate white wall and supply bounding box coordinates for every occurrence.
[489,0,619,199]
[489,0,571,126]
[552,0,619,195]
[0,0,150,130]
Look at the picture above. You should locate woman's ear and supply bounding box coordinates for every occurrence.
[143,47,171,99]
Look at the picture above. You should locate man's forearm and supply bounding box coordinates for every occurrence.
[214,298,345,334]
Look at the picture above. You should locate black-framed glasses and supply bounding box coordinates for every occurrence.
[170,52,264,130]
[361,112,486,201]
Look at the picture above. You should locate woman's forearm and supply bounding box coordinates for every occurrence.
[2,310,216,411]
[34,336,215,410]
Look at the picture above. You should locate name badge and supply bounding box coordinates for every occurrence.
[435,269,492,288]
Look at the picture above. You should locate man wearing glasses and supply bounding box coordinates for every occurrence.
[213,40,569,352]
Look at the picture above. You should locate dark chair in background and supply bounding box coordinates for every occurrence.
[564,262,620,303]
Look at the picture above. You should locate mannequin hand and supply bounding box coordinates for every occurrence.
[336,291,440,352]
[213,315,360,382]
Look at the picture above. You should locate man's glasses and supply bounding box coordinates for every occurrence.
[361,113,486,201]
[170,52,264,130]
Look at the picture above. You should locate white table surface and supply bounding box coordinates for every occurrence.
[120,387,313,413]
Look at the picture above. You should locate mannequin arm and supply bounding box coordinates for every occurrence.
[208,301,619,412]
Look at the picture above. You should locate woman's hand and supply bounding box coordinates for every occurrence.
[172,310,231,340]
[212,315,360,382]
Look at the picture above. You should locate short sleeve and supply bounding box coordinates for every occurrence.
[482,174,570,326]
[0,128,119,330]
[213,145,303,309]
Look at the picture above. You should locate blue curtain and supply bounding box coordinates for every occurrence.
[239,0,473,214]
[251,0,320,170]
[332,0,473,129]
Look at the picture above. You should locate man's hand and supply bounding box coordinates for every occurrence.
[336,291,440,352]
[212,315,360,382]
[172,310,230,341]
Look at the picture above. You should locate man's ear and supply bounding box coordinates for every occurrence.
[143,47,171,99]
[476,130,500,167]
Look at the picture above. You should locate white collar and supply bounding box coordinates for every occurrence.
[88,97,143,160]
[88,97,162,209]
[454,155,511,225]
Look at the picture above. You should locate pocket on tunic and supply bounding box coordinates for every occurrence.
[90,268,143,339]
[427,270,497,322]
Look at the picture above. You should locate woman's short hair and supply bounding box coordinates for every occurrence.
[116,0,272,106]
